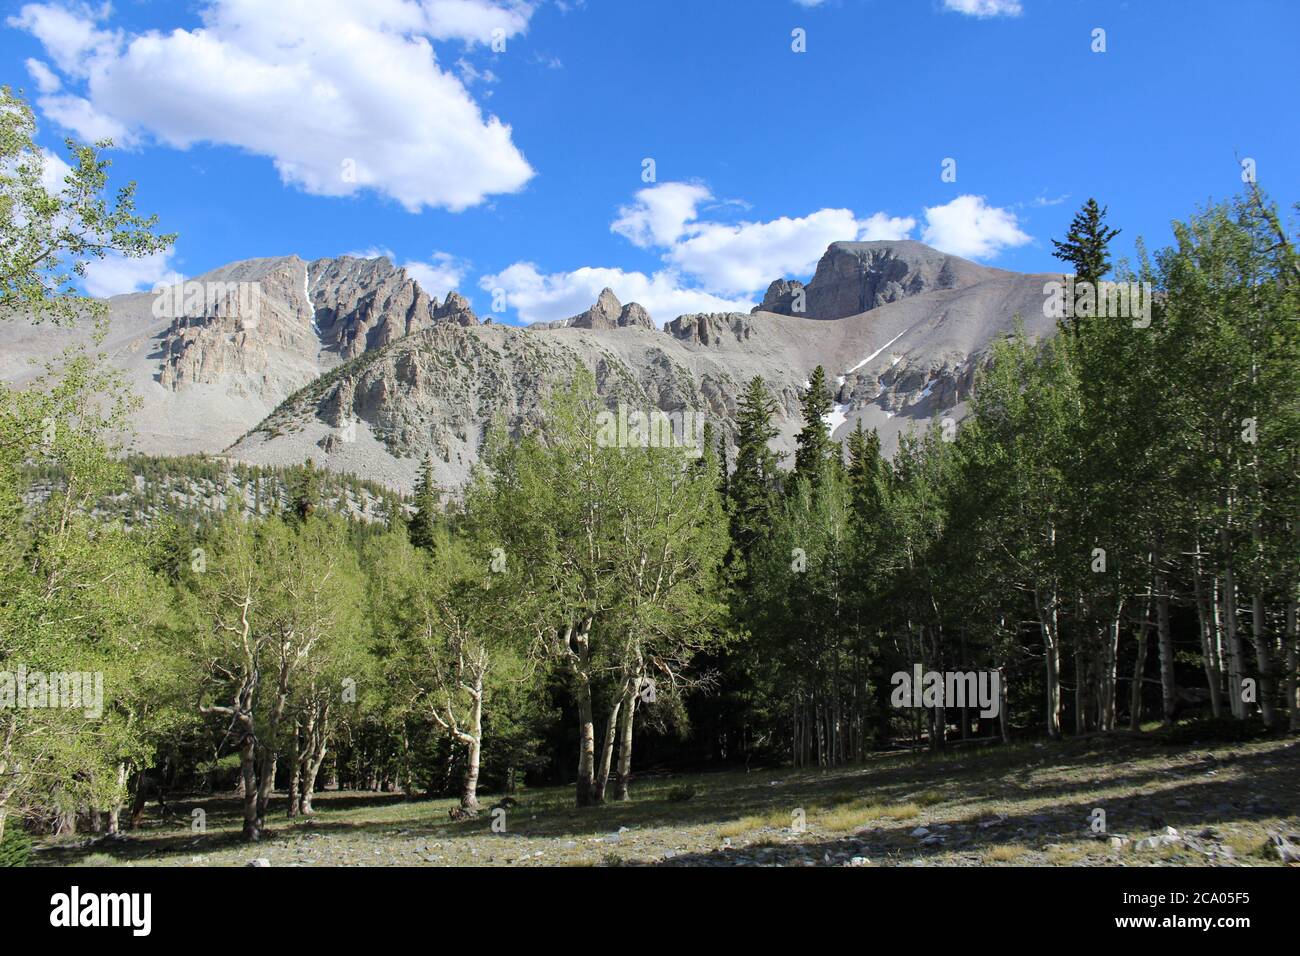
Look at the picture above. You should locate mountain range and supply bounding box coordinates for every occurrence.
[0,241,1061,491]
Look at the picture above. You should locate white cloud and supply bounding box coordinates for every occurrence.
[1030,193,1070,207]
[38,147,73,193]
[857,211,918,241]
[24,57,62,93]
[483,182,920,324]
[82,250,175,298]
[668,208,867,295]
[479,262,751,326]
[941,0,1023,18]
[404,252,470,299]
[346,247,470,299]
[8,3,120,77]
[422,0,535,44]
[345,246,399,261]
[455,57,499,86]
[613,182,916,295]
[11,0,536,212]
[920,194,1031,259]
[36,92,130,143]
[611,182,712,249]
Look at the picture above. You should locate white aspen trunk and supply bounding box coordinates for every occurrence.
[107,761,128,835]
[1286,599,1298,732]
[1221,532,1245,718]
[1074,639,1089,735]
[300,701,330,815]
[1101,602,1122,731]
[1193,566,1224,718]
[928,627,945,751]
[1251,586,1276,727]
[1035,586,1063,738]
[571,619,596,807]
[1154,558,1177,726]
[614,683,638,802]
[592,692,623,804]
[287,719,304,819]
[460,679,483,812]
[997,666,1010,744]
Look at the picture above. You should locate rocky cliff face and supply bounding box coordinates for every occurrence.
[309,256,445,360]
[665,312,759,347]
[156,257,319,400]
[229,319,735,490]
[754,240,994,320]
[0,240,1062,491]
[0,254,481,457]
[534,288,657,331]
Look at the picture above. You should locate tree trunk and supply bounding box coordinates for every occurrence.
[593,691,623,804]
[997,667,1010,744]
[1193,565,1224,718]
[1286,598,1298,732]
[460,681,483,812]
[300,701,330,815]
[1251,587,1276,727]
[239,722,259,841]
[570,619,596,807]
[287,720,303,819]
[1154,553,1177,727]
[1035,586,1063,738]
[1221,531,1245,718]
[1129,596,1151,731]
[107,761,128,835]
[1100,600,1122,731]
[614,682,638,801]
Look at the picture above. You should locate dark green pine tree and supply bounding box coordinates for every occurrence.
[729,376,782,563]
[844,420,888,523]
[1052,198,1121,334]
[291,458,320,522]
[715,426,730,501]
[1052,197,1121,283]
[408,455,439,552]
[793,365,836,486]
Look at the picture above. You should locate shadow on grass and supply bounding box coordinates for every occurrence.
[34,734,1299,866]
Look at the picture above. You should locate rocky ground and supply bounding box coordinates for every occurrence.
[36,732,1300,868]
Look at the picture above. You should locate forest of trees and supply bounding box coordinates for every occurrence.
[1,87,1297,853]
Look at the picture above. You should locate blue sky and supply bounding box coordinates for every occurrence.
[4,0,1297,325]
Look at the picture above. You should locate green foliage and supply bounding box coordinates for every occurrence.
[2,129,1297,833]
[407,455,439,552]
[0,87,175,326]
[793,364,837,485]
[0,822,32,867]
[729,375,783,566]
[1052,197,1121,287]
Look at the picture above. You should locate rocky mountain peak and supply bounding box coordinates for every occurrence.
[434,291,478,327]
[666,312,756,347]
[566,288,655,331]
[754,239,994,321]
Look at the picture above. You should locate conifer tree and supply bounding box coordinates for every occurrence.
[1052,197,1121,286]
[729,376,782,563]
[291,459,320,522]
[794,365,837,486]
[408,455,439,553]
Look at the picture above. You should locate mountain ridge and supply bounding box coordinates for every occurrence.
[0,241,1062,491]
